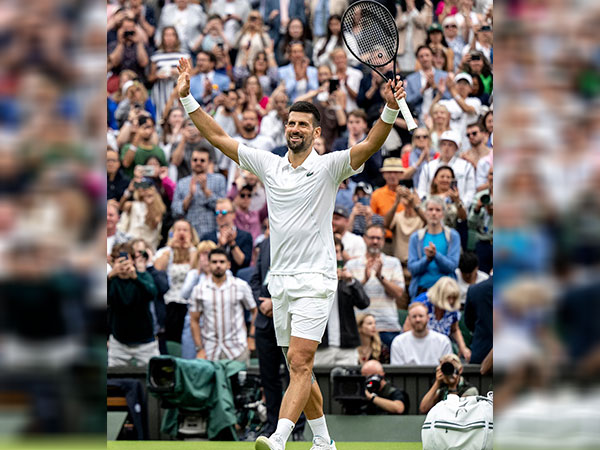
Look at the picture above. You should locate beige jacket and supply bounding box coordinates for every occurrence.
[396,3,433,56]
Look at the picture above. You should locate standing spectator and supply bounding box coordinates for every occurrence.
[356,313,389,365]
[171,148,226,237]
[417,130,476,207]
[346,224,406,348]
[107,200,132,256]
[409,127,438,188]
[189,248,257,362]
[408,276,471,361]
[421,165,467,230]
[153,219,199,343]
[148,27,190,122]
[312,15,345,71]
[208,0,251,47]
[332,205,366,259]
[120,114,167,177]
[460,50,493,97]
[108,244,159,367]
[200,198,253,276]
[330,48,363,113]
[170,119,215,180]
[404,45,451,124]
[396,0,433,73]
[277,41,319,102]
[239,75,270,118]
[425,24,455,73]
[276,18,313,66]
[263,0,307,49]
[115,81,156,127]
[464,276,492,364]
[461,122,491,170]
[189,51,232,106]
[442,15,466,71]
[426,104,451,154]
[455,251,488,306]
[155,0,206,53]
[468,167,493,273]
[108,16,150,78]
[407,196,461,299]
[259,90,289,148]
[234,49,279,96]
[314,237,370,366]
[390,302,452,365]
[191,15,231,55]
[233,12,272,71]
[233,185,269,242]
[107,148,130,201]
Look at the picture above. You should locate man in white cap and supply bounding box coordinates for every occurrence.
[438,72,482,147]
[416,129,476,207]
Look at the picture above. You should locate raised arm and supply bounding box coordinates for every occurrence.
[176,57,240,164]
[350,78,406,170]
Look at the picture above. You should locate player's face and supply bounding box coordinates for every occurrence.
[209,254,230,277]
[285,111,320,153]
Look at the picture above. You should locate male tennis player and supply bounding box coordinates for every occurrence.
[176,57,406,450]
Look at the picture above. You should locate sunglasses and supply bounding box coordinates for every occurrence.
[415,135,429,139]
[239,193,251,198]
[192,158,207,162]
[215,210,229,216]
[467,131,479,137]
[444,24,457,28]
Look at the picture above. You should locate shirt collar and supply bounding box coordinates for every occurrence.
[283,148,319,171]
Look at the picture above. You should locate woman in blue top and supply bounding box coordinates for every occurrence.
[405,276,471,362]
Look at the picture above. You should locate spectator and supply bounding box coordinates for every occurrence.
[442,15,466,71]
[357,313,389,365]
[191,15,231,55]
[143,155,176,206]
[390,302,452,365]
[349,182,385,237]
[407,196,461,299]
[259,90,289,148]
[419,353,478,414]
[331,205,366,260]
[361,360,410,415]
[208,0,251,47]
[417,130,475,207]
[200,198,253,275]
[314,237,370,366]
[277,41,319,102]
[171,148,227,237]
[108,16,150,78]
[422,165,467,230]
[170,119,215,180]
[263,0,306,49]
[404,45,451,124]
[464,276,492,364]
[469,73,491,106]
[189,248,257,362]
[233,11,272,71]
[159,106,185,149]
[314,136,327,155]
[312,15,345,71]
[239,75,270,118]
[118,179,166,251]
[276,18,313,66]
[228,170,267,213]
[426,104,451,154]
[189,51,232,106]
[468,166,493,273]
[234,49,279,96]
[120,114,167,178]
[107,148,130,201]
[155,0,206,53]
[409,127,438,188]
[147,27,190,122]
[233,185,269,242]
[425,24,454,73]
[396,0,433,73]
[108,243,159,367]
[481,109,493,149]
[462,51,492,83]
[346,224,405,348]
[462,24,492,63]
[461,122,490,170]
[408,276,471,362]
[455,251,489,307]
[330,48,363,113]
[115,81,156,128]
[357,63,390,125]
[213,90,240,174]
[153,219,199,343]
[236,109,277,151]
[107,200,131,256]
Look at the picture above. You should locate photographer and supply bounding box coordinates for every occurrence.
[468,166,493,273]
[361,360,409,415]
[419,354,479,414]
[108,16,150,79]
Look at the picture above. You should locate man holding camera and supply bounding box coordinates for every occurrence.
[419,353,479,414]
[108,16,150,78]
[361,360,409,415]
[468,166,493,273]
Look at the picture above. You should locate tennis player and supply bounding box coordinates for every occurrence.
[176,57,406,450]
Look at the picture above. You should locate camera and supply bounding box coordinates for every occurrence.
[441,362,458,377]
[328,78,340,94]
[358,197,370,206]
[450,179,458,190]
[470,54,481,61]
[331,367,366,415]
[480,194,491,205]
[124,30,135,38]
[365,374,382,393]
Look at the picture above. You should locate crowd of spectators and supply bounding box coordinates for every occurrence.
[106,0,493,417]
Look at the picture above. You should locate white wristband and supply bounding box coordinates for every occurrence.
[380,105,400,124]
[180,94,200,114]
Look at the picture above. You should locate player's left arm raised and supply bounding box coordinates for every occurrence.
[350,78,406,170]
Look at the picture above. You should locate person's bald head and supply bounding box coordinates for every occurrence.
[361,360,385,377]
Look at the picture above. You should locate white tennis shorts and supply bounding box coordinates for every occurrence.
[268,273,337,347]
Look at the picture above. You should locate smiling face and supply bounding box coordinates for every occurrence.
[433,168,453,193]
[408,303,429,333]
[285,111,320,153]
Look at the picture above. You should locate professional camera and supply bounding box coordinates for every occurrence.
[480,194,492,206]
[331,367,366,415]
[365,374,383,393]
[441,361,458,377]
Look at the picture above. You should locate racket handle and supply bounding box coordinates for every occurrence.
[396,97,418,131]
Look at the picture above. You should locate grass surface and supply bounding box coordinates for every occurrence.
[107,442,422,450]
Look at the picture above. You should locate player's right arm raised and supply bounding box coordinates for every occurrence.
[176,57,239,164]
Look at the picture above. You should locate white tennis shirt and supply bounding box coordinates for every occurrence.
[238,144,363,280]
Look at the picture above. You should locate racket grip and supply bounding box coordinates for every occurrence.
[396,97,418,131]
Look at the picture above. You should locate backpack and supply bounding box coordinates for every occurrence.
[422,392,493,450]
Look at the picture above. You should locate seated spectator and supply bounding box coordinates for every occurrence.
[108,16,150,80]
[349,182,386,237]
[233,185,268,242]
[191,15,232,55]
[455,251,489,306]
[228,170,267,212]
[189,248,257,363]
[189,51,231,106]
[315,237,370,366]
[171,119,216,180]
[312,15,346,71]
[120,114,167,178]
[408,128,438,188]
[357,313,389,365]
[426,104,451,154]
[461,50,492,97]
[155,0,206,53]
[208,0,250,47]
[143,155,176,206]
[107,200,131,256]
[277,41,319,102]
[468,166,493,273]
[361,360,409,415]
[461,122,490,170]
[407,196,461,299]
[115,80,156,128]
[276,18,313,66]
[107,148,130,201]
[118,179,166,251]
[390,302,452,365]
[233,12,272,72]
[408,276,471,361]
[421,165,467,231]
[442,15,466,71]
[158,106,185,151]
[330,48,363,113]
[419,353,479,414]
[357,65,390,125]
[332,205,366,260]
[108,243,159,367]
[259,90,289,148]
[234,49,279,96]
[239,75,270,118]
[396,0,433,73]
[464,276,492,365]
[200,198,253,276]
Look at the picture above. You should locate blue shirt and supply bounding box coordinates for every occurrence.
[413,292,459,338]
[418,231,448,289]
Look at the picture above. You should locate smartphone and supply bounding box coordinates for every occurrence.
[137,115,148,126]
[337,260,344,269]
[450,179,458,190]
[139,165,156,177]
[328,78,340,94]
[118,251,129,260]
[358,197,370,206]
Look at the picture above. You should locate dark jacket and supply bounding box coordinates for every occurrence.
[320,278,370,349]
[107,169,130,201]
[200,228,253,275]
[250,238,273,331]
[147,265,169,329]
[464,276,493,364]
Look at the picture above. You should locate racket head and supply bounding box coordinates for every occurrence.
[341,0,399,69]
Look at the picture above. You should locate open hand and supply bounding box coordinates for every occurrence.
[176,57,193,97]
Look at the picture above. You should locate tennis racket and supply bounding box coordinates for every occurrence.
[341,0,418,131]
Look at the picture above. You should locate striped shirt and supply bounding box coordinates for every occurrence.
[150,51,190,122]
[189,275,256,360]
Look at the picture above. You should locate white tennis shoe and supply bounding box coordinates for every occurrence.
[255,434,285,450]
[310,435,337,450]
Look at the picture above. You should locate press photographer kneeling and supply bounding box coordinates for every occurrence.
[419,354,479,414]
[361,361,409,415]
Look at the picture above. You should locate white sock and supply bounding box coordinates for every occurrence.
[308,415,331,443]
[273,418,295,443]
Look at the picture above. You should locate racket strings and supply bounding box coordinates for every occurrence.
[341,1,398,67]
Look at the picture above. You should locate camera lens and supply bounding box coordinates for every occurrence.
[481,194,491,205]
[441,362,456,376]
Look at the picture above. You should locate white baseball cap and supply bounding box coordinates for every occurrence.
[454,72,473,86]
[439,130,461,148]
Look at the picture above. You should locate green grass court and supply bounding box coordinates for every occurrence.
[107,442,422,450]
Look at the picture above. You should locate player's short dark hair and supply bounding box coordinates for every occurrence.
[209,248,229,261]
[289,101,321,127]
[415,44,433,58]
[459,252,479,274]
